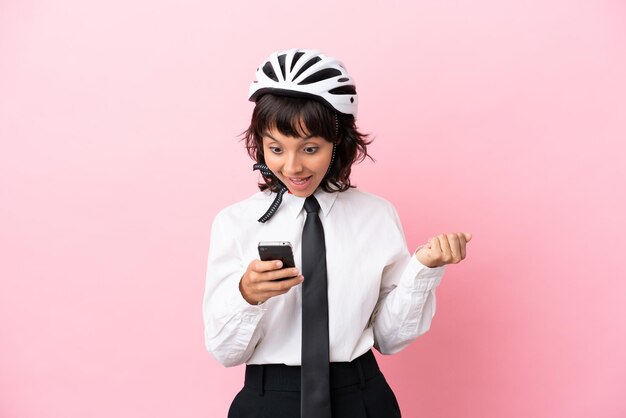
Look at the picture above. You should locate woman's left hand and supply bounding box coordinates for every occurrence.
[415,232,472,268]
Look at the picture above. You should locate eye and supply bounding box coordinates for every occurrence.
[268,146,282,154]
[303,147,319,154]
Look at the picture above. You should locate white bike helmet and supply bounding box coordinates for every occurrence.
[248,48,358,116]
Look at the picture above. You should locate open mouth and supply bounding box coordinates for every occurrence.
[286,176,313,190]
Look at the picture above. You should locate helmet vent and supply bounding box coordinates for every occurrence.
[277,54,287,80]
[328,85,357,95]
[290,52,305,71]
[293,56,322,80]
[299,68,342,85]
[262,62,279,82]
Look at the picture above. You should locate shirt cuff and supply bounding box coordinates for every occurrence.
[227,275,267,320]
[399,252,445,292]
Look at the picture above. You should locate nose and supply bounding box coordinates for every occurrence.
[283,152,303,175]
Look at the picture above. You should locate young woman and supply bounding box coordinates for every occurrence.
[203,48,471,418]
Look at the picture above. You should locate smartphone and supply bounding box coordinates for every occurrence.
[258,241,296,279]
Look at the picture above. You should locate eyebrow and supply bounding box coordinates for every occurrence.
[264,131,314,141]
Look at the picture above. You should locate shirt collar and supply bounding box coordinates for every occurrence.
[282,188,339,219]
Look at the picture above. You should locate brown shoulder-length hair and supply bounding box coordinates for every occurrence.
[243,94,372,193]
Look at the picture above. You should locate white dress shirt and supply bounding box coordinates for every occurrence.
[203,188,445,367]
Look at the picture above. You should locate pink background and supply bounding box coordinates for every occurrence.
[1,0,625,417]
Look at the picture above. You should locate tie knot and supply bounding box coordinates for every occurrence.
[304,195,320,214]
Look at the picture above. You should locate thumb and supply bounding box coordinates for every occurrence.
[464,232,473,242]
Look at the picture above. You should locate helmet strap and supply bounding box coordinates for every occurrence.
[325,142,337,177]
[323,112,339,178]
[253,163,288,223]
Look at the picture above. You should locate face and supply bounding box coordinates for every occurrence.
[262,127,334,197]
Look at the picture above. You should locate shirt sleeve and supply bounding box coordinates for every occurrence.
[371,204,445,355]
[202,210,266,367]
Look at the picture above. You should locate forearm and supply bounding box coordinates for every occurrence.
[372,256,444,354]
[203,274,266,367]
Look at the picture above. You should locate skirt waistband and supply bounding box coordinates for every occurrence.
[244,350,380,393]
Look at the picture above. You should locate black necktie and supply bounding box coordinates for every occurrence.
[301,195,331,418]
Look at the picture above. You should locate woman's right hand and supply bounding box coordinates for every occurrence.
[239,260,304,305]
